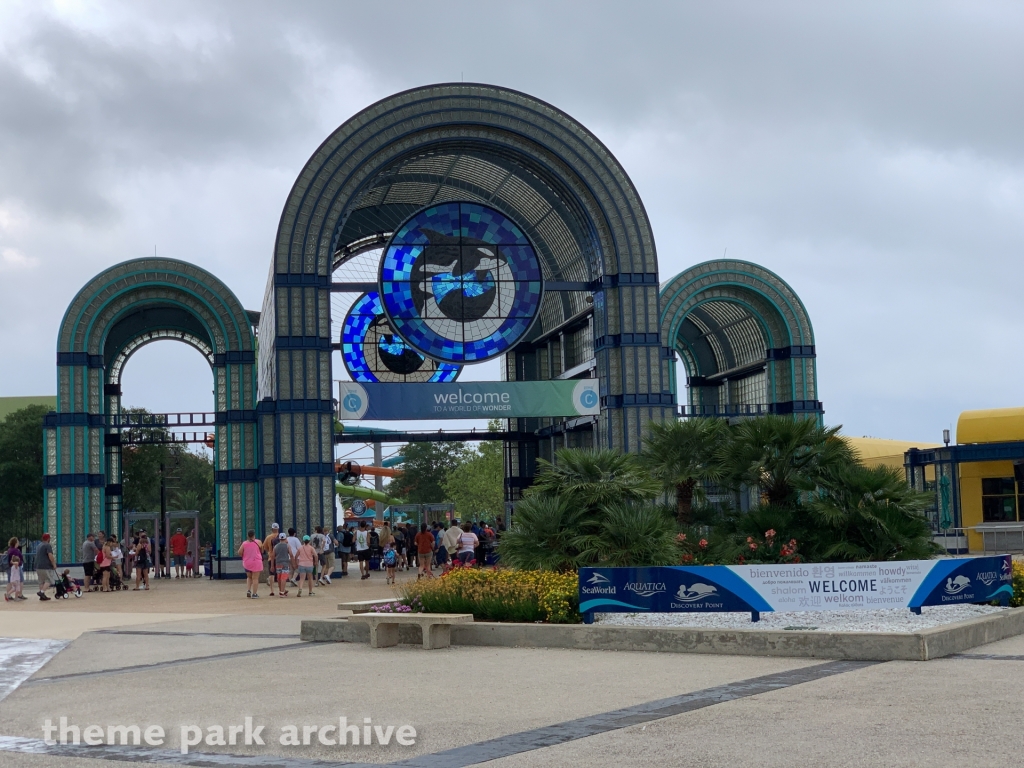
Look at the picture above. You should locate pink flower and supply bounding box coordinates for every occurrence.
[749,542,758,551]
[698,539,708,549]
[765,529,776,539]
[677,533,687,542]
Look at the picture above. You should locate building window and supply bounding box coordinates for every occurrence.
[981,477,1018,522]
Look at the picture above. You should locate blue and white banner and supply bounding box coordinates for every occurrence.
[579,556,1013,615]
[337,380,600,421]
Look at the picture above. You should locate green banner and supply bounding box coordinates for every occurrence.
[337,380,600,420]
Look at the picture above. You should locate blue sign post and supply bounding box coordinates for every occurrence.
[578,556,1013,624]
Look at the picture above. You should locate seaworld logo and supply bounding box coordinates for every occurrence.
[674,583,719,603]
[944,575,971,595]
[624,582,667,598]
[581,572,616,595]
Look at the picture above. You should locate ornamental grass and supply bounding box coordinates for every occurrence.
[400,565,580,624]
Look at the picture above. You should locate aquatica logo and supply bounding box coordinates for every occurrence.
[975,570,1001,586]
[337,383,369,420]
[624,581,667,598]
[581,572,615,596]
[572,380,600,415]
[673,583,719,603]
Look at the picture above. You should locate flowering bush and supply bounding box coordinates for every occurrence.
[400,567,580,623]
[1011,561,1024,608]
[677,527,801,566]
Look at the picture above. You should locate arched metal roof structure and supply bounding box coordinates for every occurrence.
[261,83,673,506]
[44,259,258,562]
[660,260,821,418]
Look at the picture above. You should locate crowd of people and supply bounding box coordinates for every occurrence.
[3,518,505,603]
[237,518,504,598]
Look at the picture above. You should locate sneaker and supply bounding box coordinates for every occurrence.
[39,593,51,601]
[296,592,302,597]
[3,595,9,602]
[16,595,27,600]
[251,593,259,598]
[323,576,331,584]
[246,590,251,598]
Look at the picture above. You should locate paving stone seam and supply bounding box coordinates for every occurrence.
[22,642,312,686]
[92,630,300,639]
[948,653,1024,661]
[0,660,876,768]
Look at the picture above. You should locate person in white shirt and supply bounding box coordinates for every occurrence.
[354,521,371,580]
[286,528,302,587]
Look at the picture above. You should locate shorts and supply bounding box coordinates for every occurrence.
[418,551,434,563]
[83,562,95,577]
[39,568,58,584]
[136,559,150,571]
[173,555,186,566]
[338,546,351,555]
[356,549,370,562]
[458,551,475,565]
[318,553,327,566]
[298,565,314,575]
[277,570,289,582]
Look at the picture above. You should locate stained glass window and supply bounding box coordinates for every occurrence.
[379,202,543,363]
[341,292,460,383]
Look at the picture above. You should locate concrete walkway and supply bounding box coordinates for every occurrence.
[0,582,1022,767]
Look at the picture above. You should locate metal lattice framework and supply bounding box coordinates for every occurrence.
[261,83,674,504]
[44,258,257,563]
[659,260,821,418]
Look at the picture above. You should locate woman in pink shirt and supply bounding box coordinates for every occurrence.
[295,535,318,597]
[237,530,264,598]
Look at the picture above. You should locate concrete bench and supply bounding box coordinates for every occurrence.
[347,613,473,649]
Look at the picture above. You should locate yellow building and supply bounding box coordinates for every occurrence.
[905,407,1024,554]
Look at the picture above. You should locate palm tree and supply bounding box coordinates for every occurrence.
[643,418,729,524]
[721,415,855,507]
[808,464,942,561]
[528,448,660,511]
[573,502,681,567]
[497,495,590,571]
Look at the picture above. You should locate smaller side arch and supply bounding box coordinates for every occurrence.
[44,258,258,565]
[659,260,821,419]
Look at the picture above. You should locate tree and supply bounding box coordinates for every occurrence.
[721,415,855,507]
[807,464,942,561]
[642,417,729,524]
[572,501,681,567]
[0,404,48,542]
[496,495,589,571]
[528,448,660,511]
[443,440,504,521]
[386,441,470,504]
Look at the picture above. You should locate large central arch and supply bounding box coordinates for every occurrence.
[260,83,674,511]
[43,259,257,563]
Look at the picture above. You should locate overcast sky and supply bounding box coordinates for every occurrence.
[1,1,1021,446]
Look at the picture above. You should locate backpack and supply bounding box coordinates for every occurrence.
[341,530,354,548]
[383,549,397,567]
[0,553,9,574]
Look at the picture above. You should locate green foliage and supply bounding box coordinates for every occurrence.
[443,427,504,520]
[528,448,659,510]
[806,464,942,561]
[573,502,681,567]
[497,495,589,571]
[0,404,48,542]
[643,417,729,523]
[721,415,854,506]
[386,441,470,503]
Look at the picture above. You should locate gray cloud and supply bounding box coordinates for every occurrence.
[1,0,1022,442]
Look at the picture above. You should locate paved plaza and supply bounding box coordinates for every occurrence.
[0,577,1022,767]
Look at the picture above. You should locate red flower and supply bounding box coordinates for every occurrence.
[749,542,758,551]
[681,554,695,563]
[765,529,777,539]
[737,555,745,565]
[698,538,708,549]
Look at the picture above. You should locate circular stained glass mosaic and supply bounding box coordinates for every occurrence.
[341,292,460,383]
[378,202,543,363]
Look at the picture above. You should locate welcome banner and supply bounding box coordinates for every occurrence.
[579,556,1013,616]
[337,380,601,421]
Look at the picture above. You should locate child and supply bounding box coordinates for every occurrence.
[273,533,291,598]
[184,553,194,577]
[5,555,24,601]
[383,543,398,585]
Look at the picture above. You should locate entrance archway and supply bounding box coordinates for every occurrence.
[660,260,821,419]
[44,258,258,565]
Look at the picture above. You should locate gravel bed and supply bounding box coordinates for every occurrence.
[596,604,1007,633]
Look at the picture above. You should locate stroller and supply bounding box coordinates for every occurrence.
[54,570,83,599]
[107,567,128,591]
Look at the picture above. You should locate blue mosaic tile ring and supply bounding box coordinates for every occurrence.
[378,202,544,364]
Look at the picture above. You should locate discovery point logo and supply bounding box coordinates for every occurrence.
[673,583,719,603]
[944,575,971,595]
